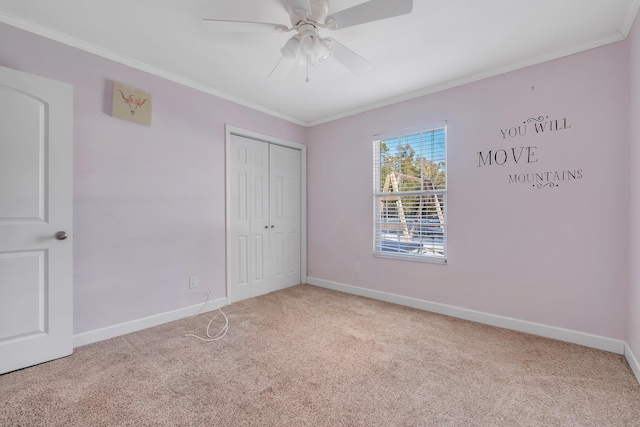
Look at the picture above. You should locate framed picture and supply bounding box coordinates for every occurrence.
[111,82,152,126]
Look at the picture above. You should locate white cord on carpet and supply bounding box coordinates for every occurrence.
[184,289,229,342]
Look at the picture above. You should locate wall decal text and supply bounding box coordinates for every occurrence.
[477,114,581,189]
[500,116,571,139]
[477,146,538,167]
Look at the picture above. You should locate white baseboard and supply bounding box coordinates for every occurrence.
[307,277,626,355]
[625,343,640,385]
[73,297,228,348]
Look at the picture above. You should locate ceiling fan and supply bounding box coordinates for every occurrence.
[202,0,413,81]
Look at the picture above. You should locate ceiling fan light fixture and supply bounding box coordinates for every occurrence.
[281,36,301,60]
[299,28,319,52]
[316,38,333,63]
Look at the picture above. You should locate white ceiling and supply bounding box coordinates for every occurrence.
[1,0,638,126]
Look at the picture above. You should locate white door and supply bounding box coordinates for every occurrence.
[0,66,73,374]
[228,135,270,302]
[269,144,301,291]
[227,134,302,303]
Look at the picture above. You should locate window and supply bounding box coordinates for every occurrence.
[373,125,446,262]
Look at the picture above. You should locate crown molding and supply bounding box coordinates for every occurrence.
[621,0,640,37]
[2,2,639,129]
[0,12,307,127]
[306,30,627,126]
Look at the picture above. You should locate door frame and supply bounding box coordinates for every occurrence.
[224,124,307,303]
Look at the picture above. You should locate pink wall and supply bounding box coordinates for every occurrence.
[0,23,306,334]
[629,14,640,356]
[307,42,631,339]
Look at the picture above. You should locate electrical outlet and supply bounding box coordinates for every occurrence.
[354,263,360,273]
[189,275,199,289]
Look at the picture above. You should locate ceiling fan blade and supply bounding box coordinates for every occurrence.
[325,38,373,75]
[202,19,287,33]
[326,0,413,30]
[289,0,312,19]
[268,56,297,80]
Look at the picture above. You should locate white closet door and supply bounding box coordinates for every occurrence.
[228,135,270,303]
[0,66,73,374]
[227,134,302,303]
[269,144,301,291]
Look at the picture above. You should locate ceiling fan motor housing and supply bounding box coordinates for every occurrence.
[287,0,330,26]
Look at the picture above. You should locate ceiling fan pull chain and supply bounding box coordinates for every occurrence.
[306,55,310,83]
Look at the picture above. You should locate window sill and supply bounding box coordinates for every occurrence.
[373,252,447,264]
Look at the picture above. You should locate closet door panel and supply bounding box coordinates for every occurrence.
[249,145,270,297]
[270,144,301,291]
[228,135,269,302]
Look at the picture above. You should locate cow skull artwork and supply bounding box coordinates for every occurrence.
[117,89,148,116]
[111,82,152,126]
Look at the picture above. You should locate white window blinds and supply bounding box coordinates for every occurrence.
[373,126,447,262]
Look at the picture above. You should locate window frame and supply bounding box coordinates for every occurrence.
[373,123,447,264]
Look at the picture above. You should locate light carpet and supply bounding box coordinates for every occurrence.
[1,285,639,426]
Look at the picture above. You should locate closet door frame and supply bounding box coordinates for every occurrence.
[225,124,307,303]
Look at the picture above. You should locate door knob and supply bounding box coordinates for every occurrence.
[55,231,68,240]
